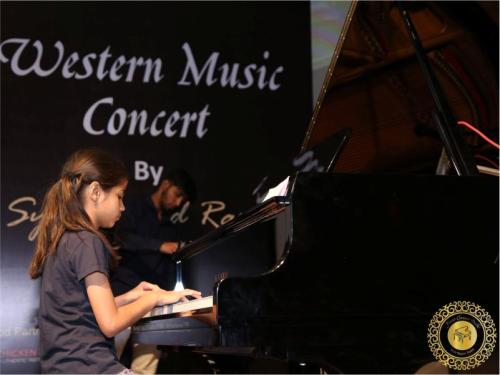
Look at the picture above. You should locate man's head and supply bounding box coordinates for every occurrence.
[156,169,196,211]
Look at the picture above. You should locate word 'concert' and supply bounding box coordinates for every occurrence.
[83,97,210,139]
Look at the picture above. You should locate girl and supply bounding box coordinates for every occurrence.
[29,149,200,374]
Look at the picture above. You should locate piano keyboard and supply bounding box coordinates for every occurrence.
[143,295,213,318]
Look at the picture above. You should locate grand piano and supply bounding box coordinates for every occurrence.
[133,2,499,373]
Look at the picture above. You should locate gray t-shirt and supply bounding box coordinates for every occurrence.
[38,231,125,374]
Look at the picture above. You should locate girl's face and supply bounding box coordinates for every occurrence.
[94,180,127,228]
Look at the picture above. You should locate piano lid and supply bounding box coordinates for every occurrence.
[301,1,499,175]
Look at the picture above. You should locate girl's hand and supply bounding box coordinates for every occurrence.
[135,281,160,292]
[115,281,162,307]
[126,281,160,302]
[155,289,202,306]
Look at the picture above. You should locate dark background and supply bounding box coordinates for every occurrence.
[0,2,312,372]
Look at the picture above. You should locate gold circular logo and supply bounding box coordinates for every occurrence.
[447,320,477,351]
[428,301,497,371]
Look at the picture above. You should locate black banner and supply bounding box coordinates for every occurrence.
[1,2,312,372]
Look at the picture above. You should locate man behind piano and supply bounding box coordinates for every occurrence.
[110,168,196,374]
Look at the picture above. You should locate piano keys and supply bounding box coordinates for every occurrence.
[143,296,214,319]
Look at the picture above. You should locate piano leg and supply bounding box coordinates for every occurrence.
[156,348,218,374]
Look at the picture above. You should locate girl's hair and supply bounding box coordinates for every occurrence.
[29,148,128,279]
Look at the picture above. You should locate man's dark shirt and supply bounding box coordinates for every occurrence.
[110,195,177,295]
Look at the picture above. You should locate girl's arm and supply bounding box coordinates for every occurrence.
[85,272,201,338]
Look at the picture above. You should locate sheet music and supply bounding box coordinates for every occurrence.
[261,176,290,202]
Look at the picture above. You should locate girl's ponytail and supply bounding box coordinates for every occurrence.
[29,181,62,278]
[29,149,127,279]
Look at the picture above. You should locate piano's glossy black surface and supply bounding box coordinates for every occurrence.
[133,172,499,373]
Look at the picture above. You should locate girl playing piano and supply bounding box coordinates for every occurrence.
[29,149,200,374]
